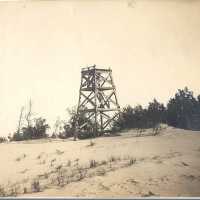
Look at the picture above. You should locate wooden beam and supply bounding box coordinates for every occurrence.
[79,112,95,129]
[98,108,120,112]
[80,91,95,107]
[79,91,94,108]
[103,113,119,129]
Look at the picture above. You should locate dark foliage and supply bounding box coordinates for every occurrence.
[10,87,200,141]
[114,99,166,131]
[0,137,7,143]
[11,117,49,141]
[57,123,73,139]
[58,106,95,139]
[113,87,200,131]
[167,87,200,130]
[147,99,166,127]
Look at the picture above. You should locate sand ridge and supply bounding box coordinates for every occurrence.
[0,127,200,197]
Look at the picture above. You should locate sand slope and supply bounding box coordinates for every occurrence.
[0,127,200,197]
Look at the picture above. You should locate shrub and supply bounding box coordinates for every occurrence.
[12,117,49,141]
[113,100,166,132]
[109,156,116,162]
[0,137,7,143]
[87,140,95,147]
[31,180,41,193]
[100,160,107,165]
[129,158,136,166]
[0,185,6,197]
[67,160,71,167]
[56,169,65,187]
[96,167,106,176]
[23,187,27,194]
[78,132,94,140]
[152,124,162,136]
[167,87,200,130]
[77,167,87,181]
[9,185,20,197]
[89,160,97,168]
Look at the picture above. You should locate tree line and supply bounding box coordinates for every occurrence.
[114,87,200,131]
[0,86,200,143]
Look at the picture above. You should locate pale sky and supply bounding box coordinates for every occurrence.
[0,0,200,136]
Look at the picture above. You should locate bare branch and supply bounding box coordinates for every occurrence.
[17,106,24,134]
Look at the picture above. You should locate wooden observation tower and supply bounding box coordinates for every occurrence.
[75,65,120,137]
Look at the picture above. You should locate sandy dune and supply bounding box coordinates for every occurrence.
[0,126,200,197]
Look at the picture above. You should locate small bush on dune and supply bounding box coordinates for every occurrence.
[152,124,163,136]
[0,185,6,197]
[56,149,64,155]
[77,167,87,181]
[142,191,156,197]
[100,160,107,165]
[57,123,73,139]
[78,132,95,140]
[0,137,7,143]
[11,109,50,141]
[67,160,71,167]
[89,160,97,168]
[39,160,46,165]
[16,157,21,162]
[50,158,56,167]
[96,167,106,176]
[9,185,20,197]
[51,133,57,138]
[74,158,79,167]
[136,128,146,136]
[56,165,63,171]
[31,180,41,193]
[129,157,136,166]
[87,140,95,147]
[109,156,117,162]
[56,169,65,187]
[23,187,27,194]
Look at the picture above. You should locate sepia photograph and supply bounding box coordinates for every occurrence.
[0,0,200,198]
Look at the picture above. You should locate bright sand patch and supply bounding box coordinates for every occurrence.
[0,127,200,197]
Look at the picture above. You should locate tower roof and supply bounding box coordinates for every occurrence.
[81,65,111,73]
